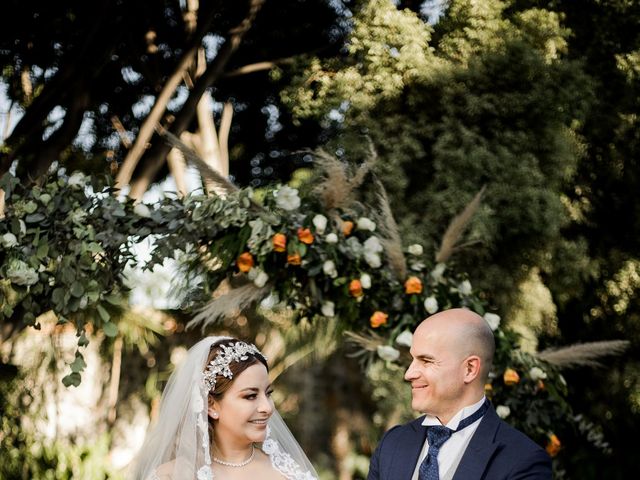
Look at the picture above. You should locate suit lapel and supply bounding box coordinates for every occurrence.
[452,407,503,480]
[388,416,428,479]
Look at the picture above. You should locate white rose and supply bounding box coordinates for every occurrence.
[496,405,511,419]
[458,280,472,296]
[364,252,382,268]
[357,217,376,231]
[408,244,423,256]
[360,273,372,289]
[424,296,439,314]
[67,171,87,189]
[253,271,269,288]
[410,261,426,272]
[274,186,301,211]
[323,260,338,278]
[395,330,413,348]
[6,259,39,286]
[364,236,383,253]
[363,237,383,267]
[312,214,328,234]
[133,203,151,218]
[377,345,400,362]
[260,292,279,309]
[325,233,338,244]
[1,232,18,248]
[484,312,501,331]
[321,301,335,317]
[431,263,446,281]
[529,366,547,381]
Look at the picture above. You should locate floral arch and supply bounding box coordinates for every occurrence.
[0,149,616,461]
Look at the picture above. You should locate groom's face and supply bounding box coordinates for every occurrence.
[404,321,466,423]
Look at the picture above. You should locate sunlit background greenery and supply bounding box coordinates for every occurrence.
[1,1,639,478]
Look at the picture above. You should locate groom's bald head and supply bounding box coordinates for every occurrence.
[416,308,495,382]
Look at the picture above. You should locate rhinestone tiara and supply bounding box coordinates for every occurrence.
[203,341,265,392]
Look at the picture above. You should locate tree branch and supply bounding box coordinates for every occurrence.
[128,0,266,199]
[114,2,219,190]
[23,91,91,182]
[224,57,295,77]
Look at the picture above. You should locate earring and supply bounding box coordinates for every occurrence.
[212,412,219,419]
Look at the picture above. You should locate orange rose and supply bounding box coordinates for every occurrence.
[236,252,254,272]
[545,434,561,457]
[349,279,364,297]
[536,380,545,391]
[503,368,520,386]
[287,253,302,265]
[484,383,493,395]
[272,233,287,252]
[404,276,423,294]
[342,220,354,236]
[370,311,388,328]
[297,227,314,244]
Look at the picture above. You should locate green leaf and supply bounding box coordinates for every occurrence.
[36,242,49,259]
[103,294,121,306]
[24,201,38,214]
[192,206,204,222]
[70,281,85,297]
[102,321,118,337]
[96,304,110,322]
[86,289,100,303]
[25,213,46,223]
[2,304,14,318]
[62,372,82,387]
[86,242,102,254]
[52,288,66,306]
[70,354,87,373]
[78,332,90,347]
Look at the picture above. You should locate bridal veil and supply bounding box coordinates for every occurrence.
[130,336,318,480]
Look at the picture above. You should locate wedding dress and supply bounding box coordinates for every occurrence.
[130,337,318,480]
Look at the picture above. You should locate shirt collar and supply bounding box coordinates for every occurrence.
[421,396,487,429]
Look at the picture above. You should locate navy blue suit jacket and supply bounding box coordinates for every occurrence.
[368,406,551,479]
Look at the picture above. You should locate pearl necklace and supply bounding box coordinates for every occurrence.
[212,445,255,467]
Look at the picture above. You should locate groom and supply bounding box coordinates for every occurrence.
[367,308,551,480]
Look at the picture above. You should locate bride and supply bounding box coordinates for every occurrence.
[130,337,318,480]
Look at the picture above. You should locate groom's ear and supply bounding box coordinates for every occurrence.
[462,355,481,384]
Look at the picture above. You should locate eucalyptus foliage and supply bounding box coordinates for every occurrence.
[1,169,575,457]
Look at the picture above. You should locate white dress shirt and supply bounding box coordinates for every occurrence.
[411,397,487,480]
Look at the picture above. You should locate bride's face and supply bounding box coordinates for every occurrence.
[212,363,274,446]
